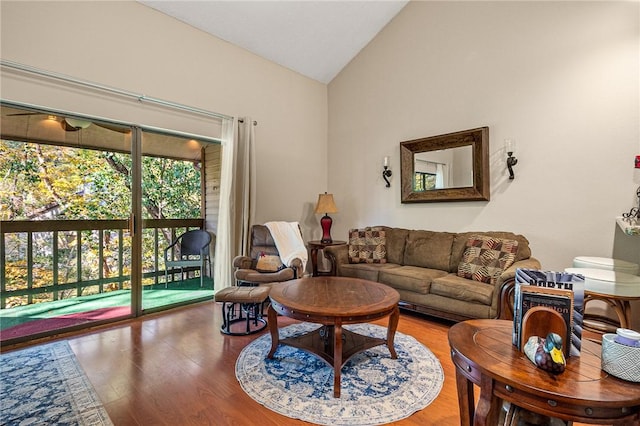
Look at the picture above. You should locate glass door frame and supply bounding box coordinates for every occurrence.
[131,126,143,317]
[0,100,220,345]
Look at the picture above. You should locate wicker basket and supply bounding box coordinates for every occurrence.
[601,333,640,382]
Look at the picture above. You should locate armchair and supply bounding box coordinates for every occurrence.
[233,224,304,286]
[217,224,303,335]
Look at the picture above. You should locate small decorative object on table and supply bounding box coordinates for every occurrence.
[519,305,568,374]
[614,328,640,347]
[523,333,566,374]
[621,186,640,223]
[513,269,584,357]
[601,328,640,382]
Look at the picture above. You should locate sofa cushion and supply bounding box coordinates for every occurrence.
[338,263,400,282]
[403,230,455,271]
[431,273,495,305]
[450,231,531,271]
[348,227,387,263]
[457,235,519,285]
[381,227,410,265]
[378,266,447,295]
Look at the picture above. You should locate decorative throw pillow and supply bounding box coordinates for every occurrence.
[457,235,519,285]
[255,252,284,272]
[348,227,387,264]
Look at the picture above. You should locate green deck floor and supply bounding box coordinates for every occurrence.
[0,277,214,330]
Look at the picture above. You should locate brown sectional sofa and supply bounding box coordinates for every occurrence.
[323,226,541,322]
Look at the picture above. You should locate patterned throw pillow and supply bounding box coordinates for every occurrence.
[254,252,284,272]
[349,227,387,264]
[457,235,518,284]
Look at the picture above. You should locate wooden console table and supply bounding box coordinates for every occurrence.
[448,319,640,425]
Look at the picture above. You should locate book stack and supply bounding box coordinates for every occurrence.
[512,269,585,357]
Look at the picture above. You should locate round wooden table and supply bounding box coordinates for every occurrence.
[267,276,400,398]
[448,319,640,425]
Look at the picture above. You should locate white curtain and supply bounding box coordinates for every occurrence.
[236,119,257,257]
[214,118,237,291]
[435,164,444,189]
[435,163,450,189]
[213,117,256,290]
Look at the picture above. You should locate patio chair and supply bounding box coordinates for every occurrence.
[164,229,213,288]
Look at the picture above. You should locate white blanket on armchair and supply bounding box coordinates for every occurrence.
[264,221,308,273]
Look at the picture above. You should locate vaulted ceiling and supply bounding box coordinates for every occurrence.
[137,1,409,83]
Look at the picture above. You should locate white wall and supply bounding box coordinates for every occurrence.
[328,1,640,273]
[0,1,328,241]
[3,1,640,325]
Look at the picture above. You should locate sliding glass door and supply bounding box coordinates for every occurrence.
[139,130,218,312]
[0,104,133,342]
[0,102,221,344]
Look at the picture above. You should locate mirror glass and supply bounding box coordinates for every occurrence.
[400,127,490,203]
[414,145,473,191]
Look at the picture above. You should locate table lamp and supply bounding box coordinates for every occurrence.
[315,192,338,243]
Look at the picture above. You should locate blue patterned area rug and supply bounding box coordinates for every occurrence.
[236,322,444,425]
[0,340,113,425]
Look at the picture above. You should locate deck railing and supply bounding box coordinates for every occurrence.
[0,218,206,309]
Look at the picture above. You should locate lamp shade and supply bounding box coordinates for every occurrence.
[314,193,338,214]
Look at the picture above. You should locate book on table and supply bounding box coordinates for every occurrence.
[512,269,585,357]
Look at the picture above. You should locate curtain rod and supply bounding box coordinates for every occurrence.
[416,159,445,166]
[0,59,233,121]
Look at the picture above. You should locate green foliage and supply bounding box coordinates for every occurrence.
[0,140,201,220]
[141,155,201,219]
[1,139,203,306]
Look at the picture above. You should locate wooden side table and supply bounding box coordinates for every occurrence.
[308,240,346,276]
[448,319,640,425]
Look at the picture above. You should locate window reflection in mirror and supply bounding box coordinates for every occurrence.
[414,145,473,191]
[414,171,436,191]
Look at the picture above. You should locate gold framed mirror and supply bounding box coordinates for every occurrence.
[400,127,490,203]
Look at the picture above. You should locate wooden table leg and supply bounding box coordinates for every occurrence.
[387,305,399,359]
[586,294,632,329]
[454,364,474,426]
[310,247,319,277]
[333,319,343,398]
[267,304,279,358]
[474,374,501,426]
[621,300,632,329]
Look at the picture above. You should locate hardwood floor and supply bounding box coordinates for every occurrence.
[4,301,601,425]
[59,301,461,425]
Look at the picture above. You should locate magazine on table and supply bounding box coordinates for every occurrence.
[512,269,585,357]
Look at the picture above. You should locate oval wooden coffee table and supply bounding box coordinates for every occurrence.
[267,276,400,398]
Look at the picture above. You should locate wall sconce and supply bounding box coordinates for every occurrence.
[382,156,392,187]
[505,139,518,180]
[314,192,338,243]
